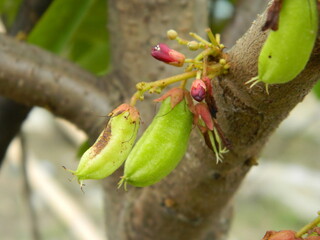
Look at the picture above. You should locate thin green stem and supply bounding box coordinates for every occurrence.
[130,91,142,106]
[148,70,197,88]
[185,59,202,64]
[202,56,208,76]
[189,32,212,46]
[186,48,219,72]
[195,48,218,61]
[196,70,202,80]
[296,213,320,238]
[130,71,197,106]
[205,28,219,47]
[176,36,189,45]
[216,34,221,45]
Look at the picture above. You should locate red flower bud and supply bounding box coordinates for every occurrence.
[151,43,185,67]
[191,79,207,102]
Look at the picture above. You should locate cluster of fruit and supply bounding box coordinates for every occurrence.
[68,28,230,189]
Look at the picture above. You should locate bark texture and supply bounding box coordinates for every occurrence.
[0,0,319,239]
[0,34,109,137]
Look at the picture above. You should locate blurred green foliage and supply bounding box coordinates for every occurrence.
[66,0,110,75]
[0,0,22,27]
[27,0,94,54]
[0,0,110,75]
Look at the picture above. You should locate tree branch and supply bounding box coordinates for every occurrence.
[102,1,320,240]
[0,34,110,136]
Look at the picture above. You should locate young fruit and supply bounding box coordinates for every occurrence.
[71,104,140,182]
[247,0,318,91]
[120,89,193,188]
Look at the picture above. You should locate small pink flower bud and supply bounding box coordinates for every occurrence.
[151,43,185,67]
[191,79,206,102]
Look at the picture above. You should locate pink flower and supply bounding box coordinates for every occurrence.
[151,43,185,67]
[191,79,206,102]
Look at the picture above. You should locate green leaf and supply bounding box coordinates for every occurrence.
[27,0,94,54]
[66,0,110,75]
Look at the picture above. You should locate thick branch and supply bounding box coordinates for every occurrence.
[0,34,110,136]
[103,2,320,240]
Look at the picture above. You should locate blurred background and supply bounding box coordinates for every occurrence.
[0,0,319,239]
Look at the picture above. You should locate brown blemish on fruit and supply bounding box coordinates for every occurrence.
[91,124,112,156]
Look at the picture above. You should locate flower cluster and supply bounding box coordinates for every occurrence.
[145,28,230,162]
